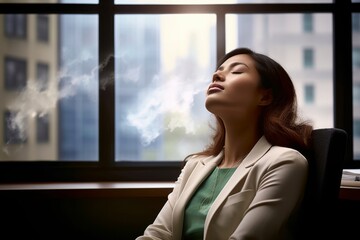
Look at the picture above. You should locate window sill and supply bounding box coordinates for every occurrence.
[1,181,357,200]
[0,181,175,198]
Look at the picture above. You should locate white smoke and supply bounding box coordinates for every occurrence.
[126,73,208,145]
[6,81,58,143]
[4,54,210,152]
[4,55,107,150]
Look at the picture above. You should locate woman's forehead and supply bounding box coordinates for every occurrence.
[220,54,255,68]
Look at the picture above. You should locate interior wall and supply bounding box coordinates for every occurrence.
[0,191,167,240]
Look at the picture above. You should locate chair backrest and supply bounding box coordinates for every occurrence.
[308,128,347,205]
[292,128,347,239]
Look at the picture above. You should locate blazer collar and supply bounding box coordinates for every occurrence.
[241,135,272,168]
[204,136,272,236]
[200,136,272,168]
[172,136,272,240]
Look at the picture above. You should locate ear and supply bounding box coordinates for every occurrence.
[258,89,273,106]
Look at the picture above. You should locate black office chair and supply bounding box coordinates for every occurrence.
[292,128,348,239]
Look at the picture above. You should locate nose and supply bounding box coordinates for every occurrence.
[212,71,224,82]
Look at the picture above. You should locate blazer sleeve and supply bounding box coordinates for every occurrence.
[135,157,195,240]
[229,149,308,240]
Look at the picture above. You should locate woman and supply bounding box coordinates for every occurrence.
[136,48,313,240]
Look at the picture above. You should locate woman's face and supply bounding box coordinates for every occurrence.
[205,54,269,120]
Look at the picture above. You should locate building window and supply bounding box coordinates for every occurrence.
[4,56,27,90]
[36,113,49,143]
[303,13,313,33]
[353,13,360,32]
[4,14,27,39]
[303,48,314,69]
[354,84,360,103]
[4,111,27,144]
[354,119,360,138]
[304,84,315,104]
[37,14,49,42]
[353,47,360,68]
[36,62,49,91]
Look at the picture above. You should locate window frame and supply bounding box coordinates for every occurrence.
[0,0,356,183]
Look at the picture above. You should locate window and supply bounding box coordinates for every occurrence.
[4,111,27,144]
[36,62,49,91]
[353,13,360,32]
[4,56,27,90]
[353,13,360,162]
[354,119,360,159]
[353,47,360,68]
[354,84,360,104]
[303,48,314,69]
[4,14,26,39]
[304,84,315,104]
[227,13,332,129]
[37,14,49,42]
[58,15,99,161]
[115,14,215,161]
[0,1,357,181]
[303,13,313,33]
[36,113,49,143]
[355,119,360,137]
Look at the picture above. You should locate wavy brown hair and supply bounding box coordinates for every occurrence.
[188,48,313,159]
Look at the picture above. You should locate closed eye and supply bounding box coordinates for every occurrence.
[232,71,243,74]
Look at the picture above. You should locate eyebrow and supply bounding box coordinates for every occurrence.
[218,62,249,71]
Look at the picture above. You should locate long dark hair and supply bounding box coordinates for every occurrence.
[187,47,313,159]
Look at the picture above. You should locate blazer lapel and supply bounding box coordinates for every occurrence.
[203,136,272,237]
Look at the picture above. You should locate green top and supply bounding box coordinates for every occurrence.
[183,167,237,240]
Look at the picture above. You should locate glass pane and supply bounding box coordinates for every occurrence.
[115,14,215,161]
[353,13,360,159]
[0,14,99,161]
[115,0,332,4]
[226,13,333,129]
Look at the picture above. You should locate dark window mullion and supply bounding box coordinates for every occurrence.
[334,0,353,165]
[216,12,226,64]
[99,0,115,167]
[0,3,99,14]
[112,4,333,14]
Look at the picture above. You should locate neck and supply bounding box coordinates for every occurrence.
[219,118,261,168]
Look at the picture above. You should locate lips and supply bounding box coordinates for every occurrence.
[208,83,224,94]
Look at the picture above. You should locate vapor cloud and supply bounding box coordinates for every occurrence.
[4,54,210,153]
[126,73,208,145]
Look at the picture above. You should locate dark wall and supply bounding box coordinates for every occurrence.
[0,189,359,240]
[0,190,168,240]
[337,199,360,239]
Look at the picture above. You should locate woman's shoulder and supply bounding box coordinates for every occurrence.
[269,145,305,155]
[265,145,308,167]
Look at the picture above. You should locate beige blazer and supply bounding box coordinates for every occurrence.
[136,136,308,240]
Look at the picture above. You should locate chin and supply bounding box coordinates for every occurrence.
[205,98,219,115]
